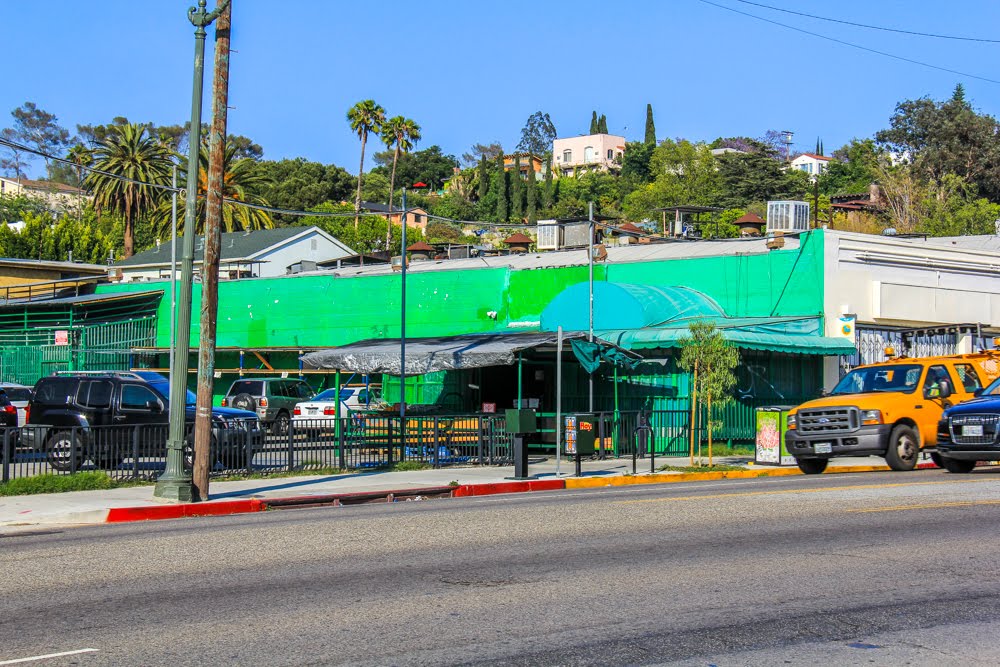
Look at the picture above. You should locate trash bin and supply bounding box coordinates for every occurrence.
[755,406,796,466]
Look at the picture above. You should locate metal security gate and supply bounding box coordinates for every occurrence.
[0,317,157,386]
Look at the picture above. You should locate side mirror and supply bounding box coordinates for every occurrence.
[974,387,984,398]
[146,399,164,413]
[939,380,953,399]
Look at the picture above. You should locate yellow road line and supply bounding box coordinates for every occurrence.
[850,499,1000,513]
[613,478,997,505]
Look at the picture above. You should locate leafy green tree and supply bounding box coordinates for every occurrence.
[461,142,503,166]
[246,158,354,224]
[510,155,523,222]
[361,171,391,204]
[876,85,1000,200]
[678,321,739,466]
[425,221,466,243]
[372,145,457,192]
[621,141,654,184]
[347,99,386,226]
[590,111,599,135]
[516,111,557,156]
[154,139,272,237]
[297,201,420,256]
[644,104,656,145]
[716,150,808,209]
[493,151,508,222]
[819,139,880,195]
[622,140,721,220]
[84,122,174,257]
[8,102,71,179]
[597,114,608,134]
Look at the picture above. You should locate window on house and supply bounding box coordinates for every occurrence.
[607,149,613,160]
[563,149,572,163]
[584,146,594,163]
[310,239,317,250]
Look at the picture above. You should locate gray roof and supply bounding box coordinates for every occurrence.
[309,235,803,279]
[115,227,343,268]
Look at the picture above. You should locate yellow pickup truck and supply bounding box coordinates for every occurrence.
[786,351,1000,474]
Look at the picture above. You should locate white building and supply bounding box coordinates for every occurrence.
[552,133,626,176]
[0,176,92,215]
[114,226,355,282]
[821,230,1000,387]
[790,153,832,180]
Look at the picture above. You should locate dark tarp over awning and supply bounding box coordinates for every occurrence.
[300,332,641,375]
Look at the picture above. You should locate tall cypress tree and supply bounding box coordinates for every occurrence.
[525,162,537,224]
[511,155,523,222]
[644,104,656,145]
[542,160,553,209]
[589,111,599,134]
[494,151,507,222]
[598,114,608,134]
[478,155,489,200]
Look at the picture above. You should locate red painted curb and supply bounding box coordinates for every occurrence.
[106,498,263,523]
[453,479,566,497]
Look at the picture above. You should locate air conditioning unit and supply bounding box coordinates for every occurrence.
[536,220,560,250]
[766,201,810,233]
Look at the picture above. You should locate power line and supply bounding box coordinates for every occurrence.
[697,0,1000,85]
[730,0,1000,43]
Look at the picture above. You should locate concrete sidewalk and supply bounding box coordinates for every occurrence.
[0,455,931,532]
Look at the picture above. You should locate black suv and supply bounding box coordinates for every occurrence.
[23,371,261,471]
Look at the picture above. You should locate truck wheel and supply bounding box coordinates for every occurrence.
[941,457,976,474]
[47,430,84,472]
[797,458,828,475]
[930,452,944,468]
[885,425,919,471]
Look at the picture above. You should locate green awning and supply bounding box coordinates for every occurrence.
[597,316,857,356]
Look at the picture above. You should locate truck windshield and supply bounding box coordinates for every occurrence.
[831,364,923,395]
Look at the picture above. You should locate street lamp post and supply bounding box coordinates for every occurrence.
[588,201,594,413]
[154,0,228,502]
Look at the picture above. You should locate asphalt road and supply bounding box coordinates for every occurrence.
[4,469,1000,666]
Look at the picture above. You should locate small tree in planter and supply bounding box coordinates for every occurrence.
[679,321,739,466]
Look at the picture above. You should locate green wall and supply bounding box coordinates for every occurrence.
[100,230,826,348]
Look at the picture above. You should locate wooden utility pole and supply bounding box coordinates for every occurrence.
[193,0,231,501]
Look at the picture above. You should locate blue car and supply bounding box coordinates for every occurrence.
[936,376,1000,473]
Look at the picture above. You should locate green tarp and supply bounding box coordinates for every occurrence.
[569,339,643,373]
[540,281,855,356]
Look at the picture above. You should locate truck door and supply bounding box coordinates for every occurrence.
[918,365,957,446]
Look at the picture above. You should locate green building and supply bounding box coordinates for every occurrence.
[58,229,852,450]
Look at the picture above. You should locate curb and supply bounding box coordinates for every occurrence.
[95,462,940,525]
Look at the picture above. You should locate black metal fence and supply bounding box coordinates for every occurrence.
[0,409,707,485]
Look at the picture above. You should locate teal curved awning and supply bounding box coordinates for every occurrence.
[540,282,725,331]
[540,282,856,356]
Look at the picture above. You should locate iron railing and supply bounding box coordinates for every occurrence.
[1,408,757,485]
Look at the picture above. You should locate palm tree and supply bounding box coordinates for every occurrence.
[380,116,421,250]
[154,139,273,237]
[347,99,386,228]
[85,123,174,257]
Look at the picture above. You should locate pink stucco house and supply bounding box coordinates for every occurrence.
[551,133,626,176]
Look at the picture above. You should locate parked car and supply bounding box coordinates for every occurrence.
[936,375,1000,473]
[23,371,261,471]
[221,378,314,435]
[0,383,32,426]
[292,386,382,431]
[786,351,1000,474]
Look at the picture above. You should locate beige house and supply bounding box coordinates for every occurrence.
[552,133,626,176]
[0,176,91,215]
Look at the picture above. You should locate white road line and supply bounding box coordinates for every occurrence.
[0,649,99,665]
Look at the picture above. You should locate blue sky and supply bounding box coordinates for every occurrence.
[5,1,1000,176]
